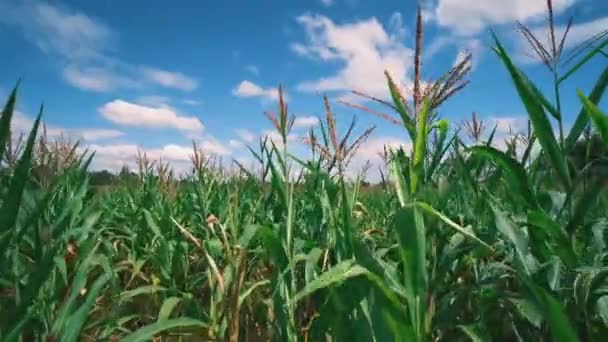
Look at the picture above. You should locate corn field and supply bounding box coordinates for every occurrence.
[1,3,608,341]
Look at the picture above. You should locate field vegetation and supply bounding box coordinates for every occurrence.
[1,1,608,341]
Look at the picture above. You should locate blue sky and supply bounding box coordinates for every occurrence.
[0,0,607,176]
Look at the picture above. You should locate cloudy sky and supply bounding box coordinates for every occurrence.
[0,0,606,177]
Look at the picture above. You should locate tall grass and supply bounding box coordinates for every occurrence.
[1,1,608,341]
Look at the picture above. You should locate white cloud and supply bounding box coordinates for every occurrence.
[356,136,412,160]
[140,67,198,91]
[434,0,578,35]
[488,116,528,135]
[235,129,256,143]
[99,100,204,133]
[245,65,260,76]
[0,1,198,93]
[63,66,113,92]
[0,0,111,60]
[229,139,245,148]
[293,116,320,128]
[11,111,124,142]
[198,139,232,155]
[76,129,125,141]
[87,140,230,173]
[233,80,281,101]
[262,130,298,148]
[292,13,413,100]
[320,0,334,7]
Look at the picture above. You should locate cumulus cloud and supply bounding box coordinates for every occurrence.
[235,129,257,143]
[229,139,245,148]
[0,0,198,92]
[433,0,578,35]
[291,13,413,100]
[99,100,204,133]
[87,140,231,174]
[233,80,281,101]
[262,130,299,148]
[140,67,198,91]
[293,116,320,129]
[11,111,124,142]
[0,0,110,60]
[487,116,529,135]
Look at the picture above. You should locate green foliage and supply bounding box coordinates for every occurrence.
[1,5,607,341]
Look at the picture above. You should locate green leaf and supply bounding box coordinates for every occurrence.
[0,82,19,163]
[120,285,167,303]
[411,98,431,194]
[143,209,162,238]
[577,89,608,148]
[469,145,537,208]
[526,281,580,342]
[566,176,604,235]
[491,204,539,275]
[236,224,260,249]
[519,70,560,120]
[388,148,409,207]
[492,32,571,189]
[392,206,427,338]
[559,36,608,84]
[158,297,182,321]
[459,324,491,342]
[0,105,42,232]
[597,296,608,325]
[414,202,493,251]
[120,317,207,342]
[427,119,451,181]
[507,297,542,328]
[385,72,416,140]
[566,65,608,151]
[238,279,270,307]
[292,259,365,304]
[61,273,111,342]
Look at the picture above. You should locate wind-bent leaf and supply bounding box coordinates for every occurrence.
[386,72,416,140]
[577,89,608,148]
[0,82,19,163]
[492,32,571,189]
[559,36,608,84]
[121,318,207,342]
[469,145,537,208]
[0,105,42,232]
[427,119,450,181]
[414,201,493,251]
[292,259,365,304]
[62,273,112,342]
[459,324,491,342]
[158,297,183,321]
[566,65,608,151]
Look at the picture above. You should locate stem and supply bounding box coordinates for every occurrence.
[553,70,564,150]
